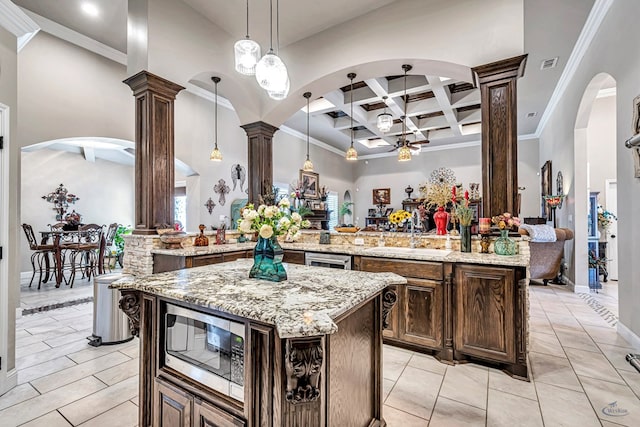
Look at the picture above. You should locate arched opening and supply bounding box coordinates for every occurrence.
[573,73,617,295]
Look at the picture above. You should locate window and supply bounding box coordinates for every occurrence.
[175,186,186,230]
[327,191,338,229]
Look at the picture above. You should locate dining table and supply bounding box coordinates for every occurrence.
[40,229,106,287]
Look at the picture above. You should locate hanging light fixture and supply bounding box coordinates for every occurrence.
[302,92,314,171]
[210,77,223,162]
[256,0,289,95]
[398,64,413,162]
[345,73,358,161]
[267,0,289,100]
[234,0,261,75]
[377,95,393,133]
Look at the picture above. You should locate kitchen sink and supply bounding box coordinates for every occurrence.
[363,247,452,257]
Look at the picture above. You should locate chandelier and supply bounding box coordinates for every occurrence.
[233,0,261,75]
[377,95,393,132]
[210,77,223,162]
[255,0,289,99]
[303,92,314,171]
[398,64,413,162]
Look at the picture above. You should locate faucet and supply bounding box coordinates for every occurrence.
[409,210,417,248]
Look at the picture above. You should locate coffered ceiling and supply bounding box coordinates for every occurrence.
[12,0,596,159]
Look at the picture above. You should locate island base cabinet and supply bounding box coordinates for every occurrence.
[154,378,245,427]
[454,264,528,379]
[399,278,443,349]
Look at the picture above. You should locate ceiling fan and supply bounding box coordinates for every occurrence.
[388,130,430,152]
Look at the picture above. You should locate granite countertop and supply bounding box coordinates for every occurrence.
[152,242,528,267]
[112,259,406,339]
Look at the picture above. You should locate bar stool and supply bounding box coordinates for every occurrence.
[21,223,56,289]
[68,223,103,287]
[102,223,119,273]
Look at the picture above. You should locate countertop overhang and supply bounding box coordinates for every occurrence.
[112,259,406,339]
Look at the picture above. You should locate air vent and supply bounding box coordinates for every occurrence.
[540,57,558,70]
[527,112,538,118]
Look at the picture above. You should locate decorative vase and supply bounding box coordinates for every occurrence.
[460,224,472,252]
[249,236,287,282]
[494,229,517,256]
[434,206,449,236]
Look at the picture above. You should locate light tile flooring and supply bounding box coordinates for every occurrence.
[2,281,639,426]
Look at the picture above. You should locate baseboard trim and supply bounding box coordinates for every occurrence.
[563,277,576,292]
[617,321,640,349]
[20,271,31,280]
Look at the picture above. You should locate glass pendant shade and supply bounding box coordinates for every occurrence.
[377,112,393,132]
[234,38,261,75]
[303,158,314,171]
[256,51,289,92]
[397,144,412,162]
[267,75,290,100]
[346,145,358,161]
[210,146,222,161]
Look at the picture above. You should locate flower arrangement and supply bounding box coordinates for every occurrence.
[64,210,82,226]
[491,212,521,230]
[422,182,452,210]
[389,209,411,225]
[453,188,474,226]
[238,199,310,242]
[597,205,617,230]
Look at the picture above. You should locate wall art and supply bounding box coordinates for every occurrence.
[204,197,216,214]
[231,164,246,192]
[214,179,230,206]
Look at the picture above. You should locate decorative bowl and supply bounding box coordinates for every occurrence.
[333,226,361,233]
[159,231,188,249]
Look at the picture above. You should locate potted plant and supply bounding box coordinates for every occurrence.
[339,201,354,226]
[112,225,132,268]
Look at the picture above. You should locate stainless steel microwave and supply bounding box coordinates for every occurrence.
[163,303,245,402]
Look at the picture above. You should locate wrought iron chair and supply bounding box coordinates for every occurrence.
[21,223,56,289]
[102,223,119,272]
[68,223,103,286]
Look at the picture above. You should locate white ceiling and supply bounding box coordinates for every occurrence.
[11,0,596,158]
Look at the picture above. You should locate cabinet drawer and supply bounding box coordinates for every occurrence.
[283,250,305,265]
[194,397,245,427]
[361,257,442,280]
[222,251,248,262]
[189,254,223,268]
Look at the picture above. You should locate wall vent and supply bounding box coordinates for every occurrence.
[540,57,559,70]
[527,112,538,118]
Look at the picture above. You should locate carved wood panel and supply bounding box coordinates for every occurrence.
[454,264,515,363]
[382,286,399,339]
[400,278,443,348]
[154,378,192,427]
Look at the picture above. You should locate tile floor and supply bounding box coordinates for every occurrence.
[2,281,639,426]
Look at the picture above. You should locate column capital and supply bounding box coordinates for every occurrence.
[123,70,185,99]
[240,121,279,137]
[472,54,528,85]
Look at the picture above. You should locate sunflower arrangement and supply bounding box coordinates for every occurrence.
[389,209,412,225]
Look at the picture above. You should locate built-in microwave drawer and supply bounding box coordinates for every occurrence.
[360,257,443,280]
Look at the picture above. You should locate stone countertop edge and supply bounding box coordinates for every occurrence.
[151,242,529,267]
[111,259,407,339]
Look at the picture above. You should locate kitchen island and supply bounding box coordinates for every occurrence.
[112,259,406,427]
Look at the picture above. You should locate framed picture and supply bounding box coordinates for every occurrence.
[367,208,376,217]
[468,201,482,223]
[312,202,322,210]
[384,208,393,217]
[373,188,390,205]
[541,160,552,220]
[299,170,319,199]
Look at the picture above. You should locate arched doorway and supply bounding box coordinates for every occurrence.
[574,73,617,294]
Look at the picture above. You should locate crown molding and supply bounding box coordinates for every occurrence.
[22,8,126,65]
[596,87,616,98]
[184,82,235,111]
[0,0,39,52]
[535,0,614,137]
[278,125,346,157]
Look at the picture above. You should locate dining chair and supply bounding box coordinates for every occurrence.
[103,223,119,273]
[68,223,103,286]
[21,223,56,289]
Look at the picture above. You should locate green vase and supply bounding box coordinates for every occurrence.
[494,229,517,256]
[460,225,472,252]
[249,236,287,282]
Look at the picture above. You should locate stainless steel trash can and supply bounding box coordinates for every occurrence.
[88,273,134,346]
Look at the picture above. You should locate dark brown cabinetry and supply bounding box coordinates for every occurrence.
[154,250,249,273]
[282,249,304,265]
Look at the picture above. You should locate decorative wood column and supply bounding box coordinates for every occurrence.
[240,121,279,205]
[472,55,527,218]
[123,71,185,235]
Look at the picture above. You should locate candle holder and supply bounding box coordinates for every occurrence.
[480,233,491,253]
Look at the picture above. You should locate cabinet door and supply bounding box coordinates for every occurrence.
[194,398,246,427]
[382,285,399,339]
[455,265,515,363]
[154,378,192,427]
[283,250,305,265]
[399,278,443,349]
[222,251,247,262]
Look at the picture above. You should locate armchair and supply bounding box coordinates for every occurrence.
[519,226,574,285]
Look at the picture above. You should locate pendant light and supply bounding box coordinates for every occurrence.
[302,92,314,171]
[256,0,289,94]
[267,0,289,100]
[345,72,358,161]
[210,77,223,162]
[234,0,261,75]
[377,95,393,133]
[398,64,413,162]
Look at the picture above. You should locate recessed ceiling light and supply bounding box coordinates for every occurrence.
[81,2,100,17]
[358,138,390,148]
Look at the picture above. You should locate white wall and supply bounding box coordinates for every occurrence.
[19,150,134,273]
[587,94,616,203]
[537,0,640,338]
[353,139,539,227]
